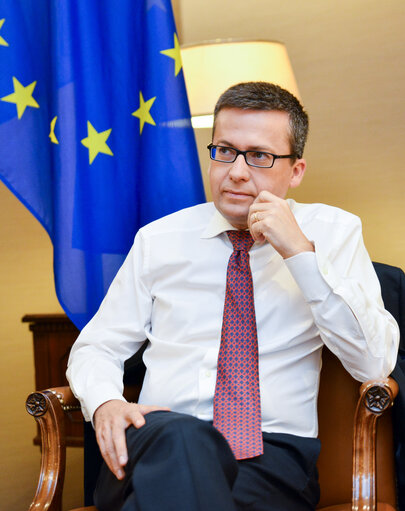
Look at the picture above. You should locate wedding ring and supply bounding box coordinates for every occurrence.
[252,213,259,223]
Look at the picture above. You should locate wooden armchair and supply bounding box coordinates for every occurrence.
[26,347,398,511]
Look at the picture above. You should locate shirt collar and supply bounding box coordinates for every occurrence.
[201,205,239,239]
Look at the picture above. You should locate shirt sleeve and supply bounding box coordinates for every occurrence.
[284,214,399,382]
[66,230,152,422]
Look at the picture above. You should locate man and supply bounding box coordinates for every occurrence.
[67,82,399,511]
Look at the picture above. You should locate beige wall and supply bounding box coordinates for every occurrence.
[1,1,404,509]
[0,182,84,510]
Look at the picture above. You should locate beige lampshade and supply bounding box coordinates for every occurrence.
[181,40,300,128]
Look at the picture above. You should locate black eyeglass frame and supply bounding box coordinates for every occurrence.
[207,143,297,169]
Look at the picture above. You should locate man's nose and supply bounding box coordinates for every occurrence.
[228,154,250,181]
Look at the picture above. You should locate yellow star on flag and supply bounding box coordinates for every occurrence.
[132,92,156,134]
[0,19,8,47]
[81,121,113,164]
[49,116,59,144]
[1,77,39,119]
[160,33,182,76]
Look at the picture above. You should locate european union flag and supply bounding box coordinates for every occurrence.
[0,0,205,329]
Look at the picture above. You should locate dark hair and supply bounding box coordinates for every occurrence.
[213,82,309,159]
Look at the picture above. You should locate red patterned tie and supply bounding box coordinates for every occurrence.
[213,230,263,460]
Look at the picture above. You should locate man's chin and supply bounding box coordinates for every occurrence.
[219,206,249,230]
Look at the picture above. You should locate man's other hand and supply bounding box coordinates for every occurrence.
[94,400,170,480]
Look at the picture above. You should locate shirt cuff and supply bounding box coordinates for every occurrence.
[82,384,127,425]
[284,251,333,303]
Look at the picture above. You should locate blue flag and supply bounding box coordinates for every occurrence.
[0,0,205,329]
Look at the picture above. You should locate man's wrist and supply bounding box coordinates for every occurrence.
[281,240,315,260]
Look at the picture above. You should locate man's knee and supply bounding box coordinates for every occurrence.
[146,411,219,439]
[126,411,231,455]
[125,411,237,479]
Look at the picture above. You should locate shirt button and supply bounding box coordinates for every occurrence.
[204,370,211,378]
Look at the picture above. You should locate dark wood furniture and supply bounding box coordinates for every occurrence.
[26,348,398,511]
[23,314,83,446]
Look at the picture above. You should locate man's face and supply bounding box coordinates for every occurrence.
[209,108,306,229]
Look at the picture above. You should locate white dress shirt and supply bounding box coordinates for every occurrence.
[67,200,399,437]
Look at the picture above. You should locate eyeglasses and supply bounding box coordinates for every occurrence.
[207,144,296,169]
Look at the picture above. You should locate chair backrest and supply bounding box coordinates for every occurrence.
[317,347,396,508]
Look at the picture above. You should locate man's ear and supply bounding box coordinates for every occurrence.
[289,158,306,189]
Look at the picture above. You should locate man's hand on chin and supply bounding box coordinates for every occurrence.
[94,399,170,480]
[248,191,314,258]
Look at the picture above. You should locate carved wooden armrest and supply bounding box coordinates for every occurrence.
[26,386,81,511]
[352,376,399,510]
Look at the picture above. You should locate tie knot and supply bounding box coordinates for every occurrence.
[227,230,254,252]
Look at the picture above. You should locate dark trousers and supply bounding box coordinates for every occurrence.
[94,411,320,511]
